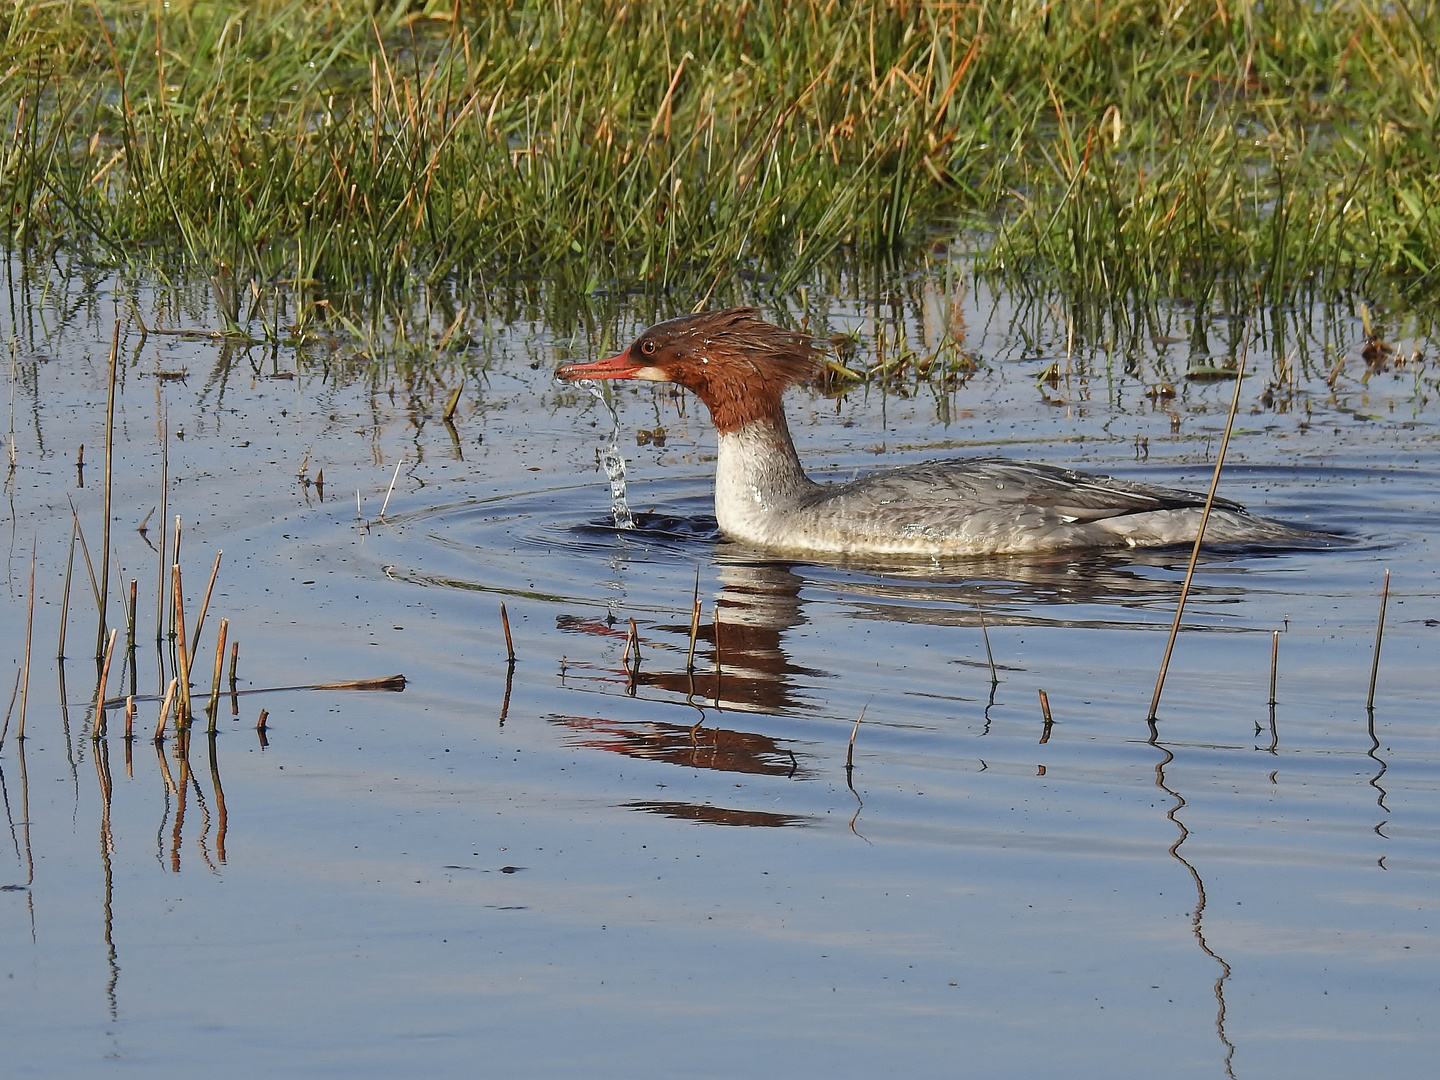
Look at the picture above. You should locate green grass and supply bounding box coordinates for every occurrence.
[3,1,1438,334]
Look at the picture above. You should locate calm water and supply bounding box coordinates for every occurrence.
[2,261,1438,1078]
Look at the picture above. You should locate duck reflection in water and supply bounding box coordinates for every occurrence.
[557,557,815,715]
[622,802,809,828]
[548,713,802,778]
[559,543,1285,716]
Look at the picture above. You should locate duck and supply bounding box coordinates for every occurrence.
[556,307,1326,557]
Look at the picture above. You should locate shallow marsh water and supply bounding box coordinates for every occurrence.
[1,261,1439,1078]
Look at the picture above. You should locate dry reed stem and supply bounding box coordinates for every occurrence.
[977,601,997,683]
[58,518,77,660]
[206,619,228,733]
[1038,688,1054,743]
[18,540,36,741]
[172,563,191,726]
[1147,353,1248,721]
[172,512,184,584]
[1268,630,1279,706]
[686,581,702,674]
[301,675,408,691]
[256,709,269,732]
[500,602,516,662]
[1367,569,1390,711]
[69,501,101,607]
[120,674,410,707]
[380,456,403,518]
[97,319,119,661]
[154,678,178,741]
[443,384,462,422]
[228,640,239,687]
[156,415,168,643]
[125,696,135,740]
[625,618,641,672]
[189,550,223,659]
[126,578,138,655]
[846,702,869,771]
[93,628,119,739]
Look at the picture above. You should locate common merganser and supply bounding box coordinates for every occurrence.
[557,308,1325,556]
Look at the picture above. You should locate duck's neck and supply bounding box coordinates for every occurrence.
[714,412,818,540]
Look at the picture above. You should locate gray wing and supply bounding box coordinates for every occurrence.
[784,456,1286,553]
[817,457,1242,522]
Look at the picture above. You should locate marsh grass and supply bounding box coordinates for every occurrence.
[2,1,1438,344]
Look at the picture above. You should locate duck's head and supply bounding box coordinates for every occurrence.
[557,308,819,433]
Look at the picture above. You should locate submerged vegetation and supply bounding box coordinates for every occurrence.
[2,0,1438,327]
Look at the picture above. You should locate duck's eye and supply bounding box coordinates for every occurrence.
[639,339,656,356]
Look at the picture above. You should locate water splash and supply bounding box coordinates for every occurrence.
[580,381,635,530]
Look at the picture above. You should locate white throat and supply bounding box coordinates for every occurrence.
[713,419,816,546]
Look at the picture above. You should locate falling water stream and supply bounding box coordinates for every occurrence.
[582,380,636,529]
